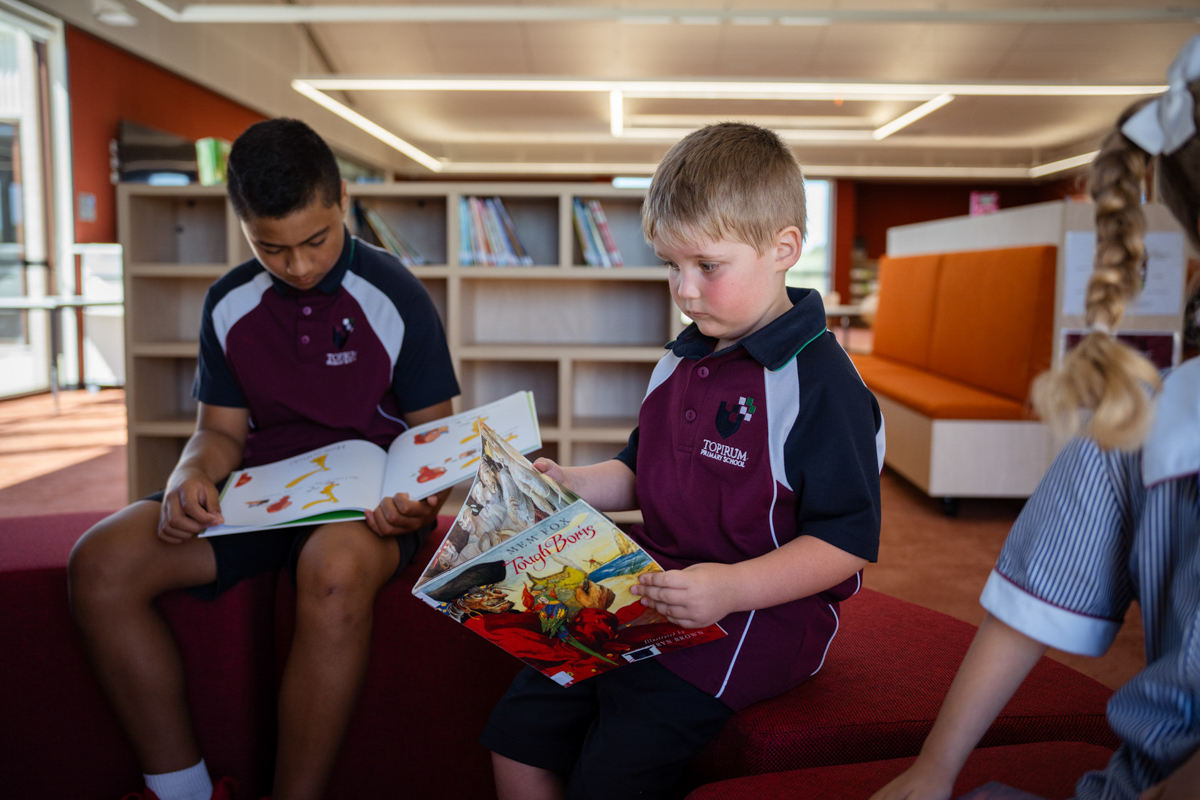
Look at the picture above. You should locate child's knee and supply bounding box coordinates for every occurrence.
[295,547,378,624]
[68,519,142,602]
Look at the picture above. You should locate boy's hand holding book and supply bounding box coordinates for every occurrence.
[632,562,741,629]
[364,491,445,538]
[159,468,226,544]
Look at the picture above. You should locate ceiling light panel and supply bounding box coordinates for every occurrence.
[132,2,1200,26]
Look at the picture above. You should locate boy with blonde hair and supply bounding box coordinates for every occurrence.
[481,122,885,800]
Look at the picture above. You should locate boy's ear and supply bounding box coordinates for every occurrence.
[338,179,349,215]
[773,226,803,272]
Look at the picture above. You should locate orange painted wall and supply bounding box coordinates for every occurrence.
[828,177,1079,299]
[851,179,1080,258]
[67,26,267,244]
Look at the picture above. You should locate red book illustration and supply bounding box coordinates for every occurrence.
[413,421,726,687]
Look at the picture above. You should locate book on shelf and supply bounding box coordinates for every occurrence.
[195,138,231,186]
[353,202,428,268]
[572,198,624,267]
[459,196,533,266]
[412,420,727,687]
[587,200,624,266]
[200,392,540,537]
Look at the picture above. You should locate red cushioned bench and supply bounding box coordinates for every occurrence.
[1,513,1118,800]
[676,587,1117,796]
[684,741,1116,800]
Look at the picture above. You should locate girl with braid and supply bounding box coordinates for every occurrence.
[872,36,1200,800]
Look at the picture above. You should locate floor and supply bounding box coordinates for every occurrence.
[0,388,1144,690]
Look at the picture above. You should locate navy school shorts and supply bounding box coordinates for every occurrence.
[480,659,733,800]
[143,487,431,601]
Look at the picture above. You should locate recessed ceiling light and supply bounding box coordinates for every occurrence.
[94,0,138,26]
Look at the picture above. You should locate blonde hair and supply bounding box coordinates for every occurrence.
[1033,87,1200,449]
[642,122,806,254]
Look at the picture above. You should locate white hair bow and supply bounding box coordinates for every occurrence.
[1122,35,1200,156]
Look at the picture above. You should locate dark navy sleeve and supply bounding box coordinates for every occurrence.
[390,277,460,413]
[614,426,639,473]
[192,285,247,408]
[784,339,882,562]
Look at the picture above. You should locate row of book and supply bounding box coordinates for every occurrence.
[354,196,628,269]
[459,196,533,266]
[354,202,428,268]
[573,198,624,267]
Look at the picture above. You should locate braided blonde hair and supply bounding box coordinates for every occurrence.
[1033,89,1200,449]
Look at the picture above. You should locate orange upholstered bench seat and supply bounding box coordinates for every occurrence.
[851,243,1058,498]
[851,354,1028,420]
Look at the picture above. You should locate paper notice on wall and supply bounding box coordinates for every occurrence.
[1128,232,1185,316]
[1062,231,1096,316]
[1062,230,1185,317]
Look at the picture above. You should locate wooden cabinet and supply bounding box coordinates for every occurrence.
[119,182,678,503]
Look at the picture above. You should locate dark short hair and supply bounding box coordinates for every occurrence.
[227,118,341,219]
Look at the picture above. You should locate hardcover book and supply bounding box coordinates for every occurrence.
[412,421,726,687]
[201,392,540,537]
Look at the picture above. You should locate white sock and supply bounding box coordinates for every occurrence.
[144,759,213,800]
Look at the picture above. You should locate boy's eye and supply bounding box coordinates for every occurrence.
[662,260,678,270]
[309,239,326,248]
[700,262,719,272]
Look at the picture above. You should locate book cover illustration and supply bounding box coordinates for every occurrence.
[202,392,539,537]
[413,422,726,687]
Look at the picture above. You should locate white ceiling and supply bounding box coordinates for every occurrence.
[68,2,1200,179]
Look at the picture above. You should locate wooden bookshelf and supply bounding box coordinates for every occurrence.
[119,182,679,502]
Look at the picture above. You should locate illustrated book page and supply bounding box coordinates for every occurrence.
[412,421,726,687]
[201,391,540,537]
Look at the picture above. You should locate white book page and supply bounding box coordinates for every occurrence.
[208,440,388,531]
[381,391,541,501]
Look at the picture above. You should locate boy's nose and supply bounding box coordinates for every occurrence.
[675,269,701,299]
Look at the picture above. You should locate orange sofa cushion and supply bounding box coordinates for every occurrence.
[870,253,943,370]
[852,354,1029,420]
[926,245,1057,403]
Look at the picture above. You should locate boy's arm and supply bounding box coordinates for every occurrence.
[632,535,866,628]
[868,614,1047,800]
[159,402,249,543]
[367,399,456,537]
[533,458,637,512]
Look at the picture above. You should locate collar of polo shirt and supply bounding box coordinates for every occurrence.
[668,287,828,371]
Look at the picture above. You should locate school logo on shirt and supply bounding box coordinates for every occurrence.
[715,396,756,439]
[701,439,748,468]
[333,316,355,349]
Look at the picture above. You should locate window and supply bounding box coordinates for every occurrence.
[786,179,832,298]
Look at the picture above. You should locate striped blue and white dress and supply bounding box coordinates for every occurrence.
[980,357,1200,800]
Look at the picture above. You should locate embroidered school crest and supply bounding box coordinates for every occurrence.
[715,396,756,439]
[333,317,355,349]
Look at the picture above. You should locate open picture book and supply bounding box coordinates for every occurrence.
[412,420,726,687]
[202,392,540,537]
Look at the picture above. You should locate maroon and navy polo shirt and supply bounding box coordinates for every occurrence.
[616,287,885,710]
[193,231,459,468]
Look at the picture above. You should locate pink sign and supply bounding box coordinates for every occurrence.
[970,191,1000,216]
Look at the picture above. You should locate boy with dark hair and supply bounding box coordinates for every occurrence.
[69,118,459,800]
[482,122,885,800]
